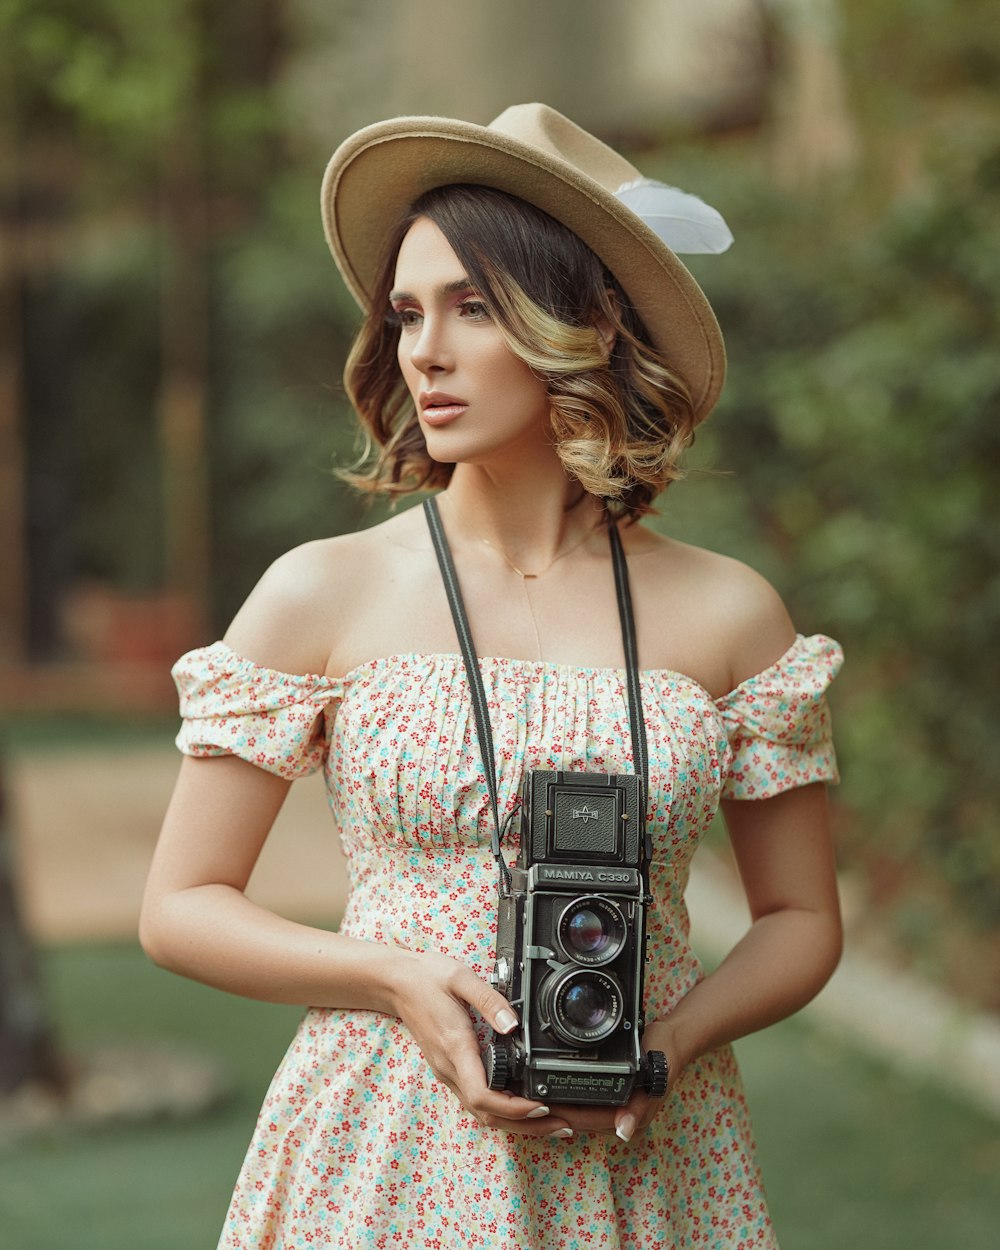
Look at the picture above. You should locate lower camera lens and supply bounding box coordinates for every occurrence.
[540,967,624,1046]
[557,896,627,966]
[562,978,615,1031]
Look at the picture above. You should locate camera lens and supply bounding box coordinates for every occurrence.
[567,909,606,953]
[540,967,624,1046]
[557,896,627,966]
[563,979,614,1030]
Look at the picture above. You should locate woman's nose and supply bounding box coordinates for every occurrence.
[408,316,452,375]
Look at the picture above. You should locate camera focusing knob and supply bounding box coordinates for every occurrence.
[643,1050,669,1098]
[491,957,512,993]
[484,1041,511,1091]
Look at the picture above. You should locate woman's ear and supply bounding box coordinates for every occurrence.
[595,316,617,355]
[595,288,619,355]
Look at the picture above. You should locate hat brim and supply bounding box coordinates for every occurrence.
[321,116,725,423]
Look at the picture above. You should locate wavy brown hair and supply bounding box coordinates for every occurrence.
[341,184,697,521]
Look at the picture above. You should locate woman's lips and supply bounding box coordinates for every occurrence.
[422,404,468,425]
[420,394,468,426]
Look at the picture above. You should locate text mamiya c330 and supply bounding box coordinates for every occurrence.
[482,769,668,1106]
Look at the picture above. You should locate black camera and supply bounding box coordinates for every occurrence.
[482,769,668,1106]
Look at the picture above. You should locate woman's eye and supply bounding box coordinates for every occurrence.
[387,307,421,329]
[459,299,490,320]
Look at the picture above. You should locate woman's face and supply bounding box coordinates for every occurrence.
[391,216,553,467]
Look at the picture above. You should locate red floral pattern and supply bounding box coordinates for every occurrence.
[172,633,842,1249]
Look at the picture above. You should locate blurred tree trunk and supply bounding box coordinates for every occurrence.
[0,757,63,1094]
[0,220,27,666]
[0,66,27,665]
[156,2,212,633]
[768,0,860,183]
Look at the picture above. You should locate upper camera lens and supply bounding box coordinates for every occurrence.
[565,908,609,954]
[557,896,626,966]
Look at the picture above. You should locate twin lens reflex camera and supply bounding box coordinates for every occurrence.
[482,769,668,1106]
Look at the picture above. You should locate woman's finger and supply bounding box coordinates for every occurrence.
[447,961,520,1034]
[614,1091,655,1142]
[447,1046,550,1123]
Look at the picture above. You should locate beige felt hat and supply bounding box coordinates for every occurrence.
[321,103,728,423]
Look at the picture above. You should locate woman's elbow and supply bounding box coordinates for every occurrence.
[807,907,844,1000]
[138,899,166,967]
[138,892,183,972]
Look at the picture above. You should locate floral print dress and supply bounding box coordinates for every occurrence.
[173,632,843,1250]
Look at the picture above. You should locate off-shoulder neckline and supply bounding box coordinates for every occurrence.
[189,634,838,708]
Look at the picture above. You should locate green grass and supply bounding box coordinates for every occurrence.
[1,945,303,1250]
[2,943,998,1249]
[735,1027,1000,1247]
[1,714,178,753]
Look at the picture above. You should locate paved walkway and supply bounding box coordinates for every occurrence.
[9,744,348,943]
[9,742,1000,1119]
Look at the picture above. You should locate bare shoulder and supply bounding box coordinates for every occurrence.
[224,508,428,676]
[624,525,796,691]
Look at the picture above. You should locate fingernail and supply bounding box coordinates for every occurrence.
[549,1127,573,1139]
[495,1008,518,1034]
[615,1114,637,1143]
[526,1106,550,1119]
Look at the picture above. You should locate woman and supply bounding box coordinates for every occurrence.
[141,104,844,1249]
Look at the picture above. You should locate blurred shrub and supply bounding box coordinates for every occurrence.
[207,169,371,624]
[660,124,1000,1004]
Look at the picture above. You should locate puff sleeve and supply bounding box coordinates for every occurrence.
[172,642,345,781]
[716,633,844,801]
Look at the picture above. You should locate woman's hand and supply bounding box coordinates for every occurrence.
[529,1016,680,1143]
[389,951,571,1137]
[392,957,679,1143]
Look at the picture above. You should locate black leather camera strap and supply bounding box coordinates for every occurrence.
[606,519,649,800]
[424,496,651,883]
[424,496,507,884]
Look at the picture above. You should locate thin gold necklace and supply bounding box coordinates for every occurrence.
[482,519,598,580]
[441,492,605,659]
[442,491,601,577]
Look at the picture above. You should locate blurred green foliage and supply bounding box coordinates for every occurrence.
[5,0,999,1001]
[5,0,371,619]
[655,0,1000,1001]
[688,132,1000,999]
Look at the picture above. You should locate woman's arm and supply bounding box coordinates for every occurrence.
[580,561,842,1141]
[652,782,843,1075]
[554,781,842,1142]
[140,539,563,1137]
[140,753,412,1009]
[140,752,565,1134]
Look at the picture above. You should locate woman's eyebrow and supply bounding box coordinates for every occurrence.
[389,277,476,303]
